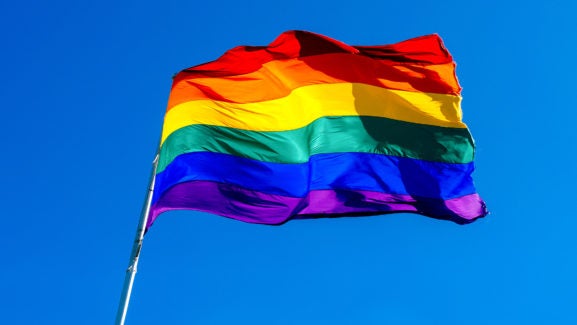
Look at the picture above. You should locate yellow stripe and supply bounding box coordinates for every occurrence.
[161,83,465,144]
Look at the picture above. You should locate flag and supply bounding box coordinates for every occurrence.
[147,30,487,229]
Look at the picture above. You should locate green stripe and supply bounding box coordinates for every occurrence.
[157,116,474,173]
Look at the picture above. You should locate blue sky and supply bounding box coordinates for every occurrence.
[2,1,576,324]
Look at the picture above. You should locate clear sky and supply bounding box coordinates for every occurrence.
[2,1,576,324]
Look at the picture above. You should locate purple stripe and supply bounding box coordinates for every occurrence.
[147,181,487,229]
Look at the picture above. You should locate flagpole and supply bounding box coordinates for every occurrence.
[115,153,159,325]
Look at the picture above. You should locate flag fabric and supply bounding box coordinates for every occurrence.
[147,30,487,230]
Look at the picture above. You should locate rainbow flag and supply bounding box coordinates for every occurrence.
[147,30,487,229]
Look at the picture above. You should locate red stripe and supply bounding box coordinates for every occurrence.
[173,31,454,81]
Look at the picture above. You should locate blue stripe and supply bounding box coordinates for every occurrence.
[152,152,476,204]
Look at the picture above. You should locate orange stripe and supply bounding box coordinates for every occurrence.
[167,54,460,111]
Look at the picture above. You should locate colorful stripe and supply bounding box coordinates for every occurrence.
[161,83,465,144]
[173,31,454,78]
[168,57,460,108]
[158,116,474,173]
[149,182,485,228]
[153,152,475,201]
[148,30,487,229]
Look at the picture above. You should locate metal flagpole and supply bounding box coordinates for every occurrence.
[115,153,159,325]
